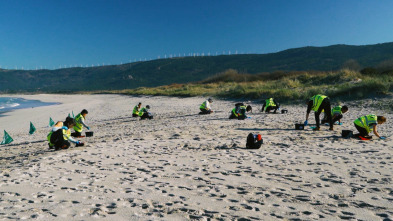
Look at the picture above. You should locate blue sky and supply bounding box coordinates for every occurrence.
[0,0,392,70]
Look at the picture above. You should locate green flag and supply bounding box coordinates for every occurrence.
[72,111,75,118]
[68,113,71,118]
[1,130,14,145]
[49,117,55,127]
[29,122,36,135]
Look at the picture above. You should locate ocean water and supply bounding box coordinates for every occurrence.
[0,97,57,114]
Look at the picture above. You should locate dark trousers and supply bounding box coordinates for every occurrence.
[322,114,343,124]
[354,124,369,137]
[140,112,152,120]
[315,98,332,128]
[132,113,138,117]
[266,106,279,113]
[199,108,211,114]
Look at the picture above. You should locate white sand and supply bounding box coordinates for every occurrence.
[0,94,392,220]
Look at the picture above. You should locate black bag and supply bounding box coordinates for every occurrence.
[246,133,263,149]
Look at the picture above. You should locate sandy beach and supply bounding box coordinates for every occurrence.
[0,94,392,220]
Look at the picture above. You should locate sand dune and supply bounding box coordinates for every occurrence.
[0,94,392,220]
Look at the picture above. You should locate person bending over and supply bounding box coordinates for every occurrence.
[72,109,90,137]
[199,98,213,114]
[322,105,348,125]
[230,104,252,120]
[305,94,333,131]
[139,105,153,120]
[48,117,83,150]
[354,115,386,140]
[261,98,280,113]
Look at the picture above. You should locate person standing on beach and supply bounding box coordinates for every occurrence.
[261,98,280,113]
[72,109,90,137]
[133,102,142,117]
[48,117,83,150]
[305,94,333,131]
[199,98,213,114]
[322,105,348,125]
[354,115,386,139]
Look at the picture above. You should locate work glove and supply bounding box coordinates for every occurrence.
[247,117,251,119]
[77,141,81,145]
[304,120,308,126]
[62,126,68,130]
[380,136,386,140]
[86,126,90,130]
[339,122,343,125]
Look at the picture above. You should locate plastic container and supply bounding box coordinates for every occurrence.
[341,130,353,138]
[295,124,304,130]
[85,131,94,137]
[281,109,288,114]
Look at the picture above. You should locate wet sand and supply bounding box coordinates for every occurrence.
[0,94,392,220]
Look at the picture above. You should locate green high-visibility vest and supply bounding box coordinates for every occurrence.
[73,113,84,132]
[354,114,377,133]
[232,106,246,117]
[200,101,207,109]
[264,98,276,111]
[139,107,147,116]
[310,95,327,112]
[331,106,342,115]
[133,105,140,115]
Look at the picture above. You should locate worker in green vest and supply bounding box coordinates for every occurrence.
[132,102,142,117]
[321,105,348,125]
[199,98,213,114]
[48,117,83,150]
[229,104,252,120]
[72,109,90,137]
[305,94,333,131]
[354,115,386,139]
[139,105,153,119]
[261,98,280,113]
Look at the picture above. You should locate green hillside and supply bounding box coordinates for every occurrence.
[1,42,393,93]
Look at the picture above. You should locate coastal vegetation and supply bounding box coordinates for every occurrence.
[112,68,393,103]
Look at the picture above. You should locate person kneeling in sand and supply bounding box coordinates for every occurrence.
[72,109,90,137]
[132,102,142,117]
[354,114,386,140]
[229,104,252,120]
[261,98,280,113]
[321,105,348,125]
[199,98,213,114]
[305,94,333,131]
[48,117,83,150]
[139,105,153,120]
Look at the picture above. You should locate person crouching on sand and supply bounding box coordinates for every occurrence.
[139,105,153,120]
[261,98,279,113]
[354,115,386,140]
[229,104,252,120]
[48,117,83,150]
[322,105,349,125]
[72,109,90,137]
[133,102,142,117]
[199,98,213,114]
[305,94,333,131]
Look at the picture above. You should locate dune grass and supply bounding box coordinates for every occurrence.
[108,69,393,103]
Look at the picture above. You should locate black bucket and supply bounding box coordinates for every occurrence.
[281,109,288,114]
[341,130,353,138]
[295,124,304,130]
[85,131,94,137]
